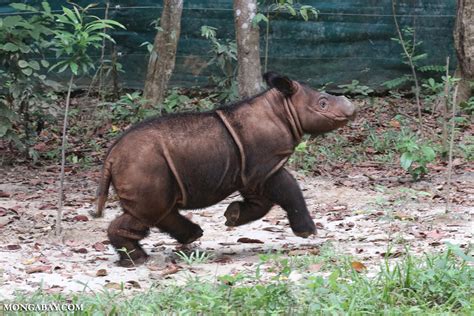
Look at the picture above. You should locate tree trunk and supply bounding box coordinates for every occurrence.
[453,0,474,103]
[234,0,263,98]
[143,0,183,109]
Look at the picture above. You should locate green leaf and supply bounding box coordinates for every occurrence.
[72,6,83,24]
[252,13,268,27]
[1,16,23,28]
[41,60,50,68]
[10,3,37,12]
[18,60,29,68]
[41,1,51,14]
[19,44,31,53]
[400,152,414,170]
[300,8,308,21]
[421,146,436,162]
[70,62,78,75]
[21,68,33,76]
[0,117,13,137]
[286,5,296,16]
[2,43,19,52]
[28,60,40,71]
[62,7,79,24]
[97,19,126,29]
[58,63,69,73]
[446,242,474,262]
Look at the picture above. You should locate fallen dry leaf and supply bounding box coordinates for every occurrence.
[0,191,11,198]
[327,214,345,221]
[237,237,264,244]
[424,229,446,240]
[161,264,180,277]
[262,227,283,233]
[93,242,106,252]
[26,265,52,274]
[127,280,141,289]
[6,244,21,250]
[288,248,319,256]
[104,282,122,290]
[389,120,401,128]
[307,263,323,272]
[22,258,36,265]
[213,256,232,264]
[96,269,107,277]
[351,261,367,273]
[72,248,88,254]
[394,211,417,221]
[72,215,89,222]
[380,251,404,258]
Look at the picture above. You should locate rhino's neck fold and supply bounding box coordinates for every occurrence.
[264,90,303,144]
[283,97,304,142]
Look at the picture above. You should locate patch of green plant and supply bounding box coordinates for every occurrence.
[0,2,58,161]
[200,26,238,102]
[382,26,444,93]
[460,96,474,115]
[338,80,374,97]
[161,88,191,114]
[8,247,473,314]
[396,133,437,180]
[457,135,474,161]
[66,153,93,168]
[288,139,317,173]
[101,91,146,123]
[255,1,318,73]
[259,242,336,272]
[175,249,212,265]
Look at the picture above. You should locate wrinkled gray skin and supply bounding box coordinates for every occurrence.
[92,72,357,266]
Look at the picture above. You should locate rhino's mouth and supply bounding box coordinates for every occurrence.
[319,112,353,124]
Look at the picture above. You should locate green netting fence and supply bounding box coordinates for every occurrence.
[0,0,457,90]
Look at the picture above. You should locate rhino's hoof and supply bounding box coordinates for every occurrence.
[182,227,203,244]
[294,230,316,238]
[224,202,241,226]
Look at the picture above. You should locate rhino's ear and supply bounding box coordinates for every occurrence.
[263,72,296,96]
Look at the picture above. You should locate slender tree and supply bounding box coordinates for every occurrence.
[144,0,183,109]
[234,0,263,98]
[453,0,473,103]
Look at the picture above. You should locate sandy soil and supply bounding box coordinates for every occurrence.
[0,164,472,299]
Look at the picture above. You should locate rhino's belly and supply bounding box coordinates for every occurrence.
[167,135,243,209]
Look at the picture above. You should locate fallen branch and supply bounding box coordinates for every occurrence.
[445,84,459,214]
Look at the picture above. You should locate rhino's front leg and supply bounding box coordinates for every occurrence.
[263,168,316,238]
[224,192,273,226]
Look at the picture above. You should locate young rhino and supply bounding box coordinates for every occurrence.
[92,72,356,266]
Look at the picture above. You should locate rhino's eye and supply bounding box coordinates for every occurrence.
[319,98,328,109]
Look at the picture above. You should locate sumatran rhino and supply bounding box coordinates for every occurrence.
[91,72,356,266]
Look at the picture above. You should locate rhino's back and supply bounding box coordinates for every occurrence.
[107,111,243,209]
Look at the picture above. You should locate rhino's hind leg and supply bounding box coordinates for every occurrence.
[263,168,316,238]
[107,213,150,267]
[224,193,273,226]
[157,210,203,244]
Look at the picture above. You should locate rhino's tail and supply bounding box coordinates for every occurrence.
[90,162,112,218]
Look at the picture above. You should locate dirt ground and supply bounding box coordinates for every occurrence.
[0,161,472,300]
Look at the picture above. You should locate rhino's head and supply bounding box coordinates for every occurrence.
[264,72,357,135]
